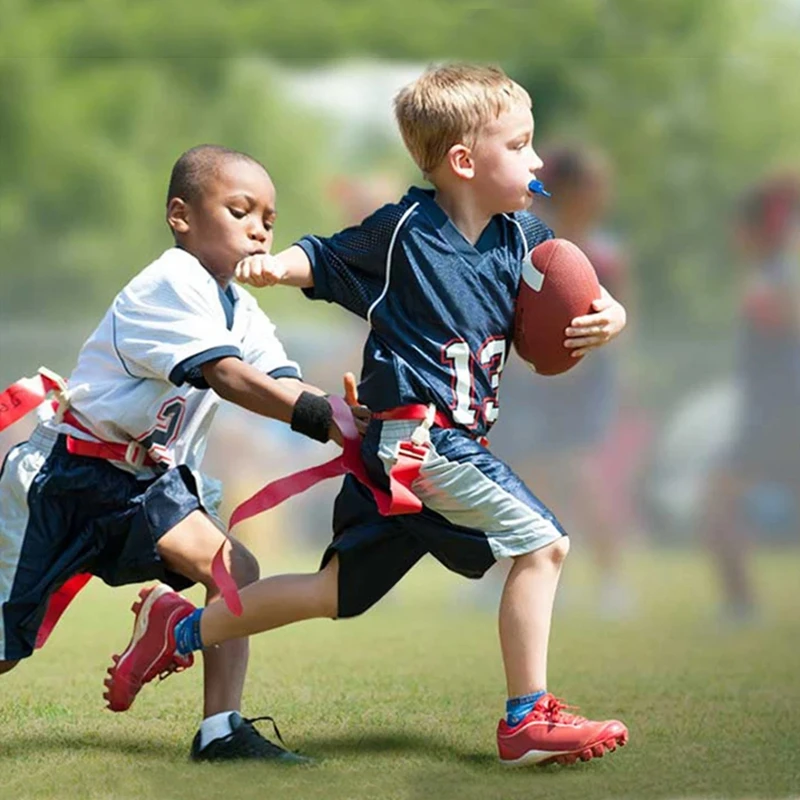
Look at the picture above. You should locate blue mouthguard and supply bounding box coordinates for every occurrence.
[528,179,551,197]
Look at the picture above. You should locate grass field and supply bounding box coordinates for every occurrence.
[2,547,799,800]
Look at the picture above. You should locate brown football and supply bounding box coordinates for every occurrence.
[513,238,601,375]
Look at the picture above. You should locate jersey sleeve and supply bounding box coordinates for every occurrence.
[237,292,302,380]
[511,211,554,255]
[295,202,410,319]
[112,272,242,388]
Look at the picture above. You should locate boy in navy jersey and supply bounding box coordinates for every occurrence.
[107,65,629,766]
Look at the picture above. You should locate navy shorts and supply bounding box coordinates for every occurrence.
[322,421,566,618]
[0,426,210,661]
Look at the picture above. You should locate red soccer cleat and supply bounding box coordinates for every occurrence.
[103,583,196,712]
[496,693,629,767]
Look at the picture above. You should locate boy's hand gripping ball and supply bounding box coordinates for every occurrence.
[513,238,601,375]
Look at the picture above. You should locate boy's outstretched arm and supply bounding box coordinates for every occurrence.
[201,357,365,445]
[563,285,627,358]
[235,246,313,289]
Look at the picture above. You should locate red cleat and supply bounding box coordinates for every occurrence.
[103,583,196,712]
[497,693,628,767]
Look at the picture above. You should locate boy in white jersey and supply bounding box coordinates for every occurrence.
[0,145,358,762]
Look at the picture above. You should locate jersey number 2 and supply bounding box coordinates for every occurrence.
[141,398,186,457]
[443,337,506,427]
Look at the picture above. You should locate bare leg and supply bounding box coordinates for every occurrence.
[499,537,570,698]
[527,453,628,616]
[200,556,339,647]
[494,536,629,766]
[576,452,623,572]
[157,511,260,718]
[702,470,754,613]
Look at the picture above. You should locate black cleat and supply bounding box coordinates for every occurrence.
[190,712,311,764]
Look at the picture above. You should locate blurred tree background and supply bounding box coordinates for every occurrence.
[1,0,800,398]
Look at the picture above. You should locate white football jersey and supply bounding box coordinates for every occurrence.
[47,247,301,476]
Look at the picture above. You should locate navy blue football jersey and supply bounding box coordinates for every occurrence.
[297,187,553,438]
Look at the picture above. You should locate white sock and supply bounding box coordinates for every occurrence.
[199,711,236,750]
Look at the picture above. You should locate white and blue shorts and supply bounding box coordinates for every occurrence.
[0,425,218,661]
[325,420,566,618]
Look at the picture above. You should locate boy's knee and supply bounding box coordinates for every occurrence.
[522,535,570,567]
[0,659,20,676]
[228,542,260,587]
[547,535,570,564]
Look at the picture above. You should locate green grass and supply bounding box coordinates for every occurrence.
[2,548,799,799]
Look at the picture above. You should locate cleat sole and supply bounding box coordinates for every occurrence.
[502,729,629,768]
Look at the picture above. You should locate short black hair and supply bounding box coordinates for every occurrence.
[166,144,266,206]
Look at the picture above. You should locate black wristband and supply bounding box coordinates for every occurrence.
[290,391,333,443]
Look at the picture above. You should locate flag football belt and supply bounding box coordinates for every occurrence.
[59,410,159,468]
[211,401,486,617]
[0,367,159,469]
[373,404,490,447]
[0,368,162,651]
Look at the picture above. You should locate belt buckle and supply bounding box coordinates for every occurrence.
[125,441,147,468]
[38,367,71,424]
[409,403,437,446]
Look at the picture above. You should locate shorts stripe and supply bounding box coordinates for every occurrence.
[376,421,564,559]
[0,427,57,660]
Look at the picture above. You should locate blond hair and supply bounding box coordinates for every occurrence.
[394,63,531,176]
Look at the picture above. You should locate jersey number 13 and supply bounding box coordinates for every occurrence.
[442,336,506,427]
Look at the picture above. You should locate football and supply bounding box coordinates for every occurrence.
[513,238,601,375]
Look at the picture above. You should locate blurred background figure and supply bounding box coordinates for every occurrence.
[327,170,406,225]
[491,142,645,619]
[698,173,800,623]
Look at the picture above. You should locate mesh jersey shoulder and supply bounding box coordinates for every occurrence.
[299,196,420,318]
[507,210,554,252]
[336,197,419,271]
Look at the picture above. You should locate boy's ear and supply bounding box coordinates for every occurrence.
[446,144,475,180]
[167,197,190,235]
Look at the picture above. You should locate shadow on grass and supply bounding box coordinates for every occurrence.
[1,729,492,768]
[302,732,602,776]
[0,731,187,760]
[303,731,501,768]
[1,729,597,781]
